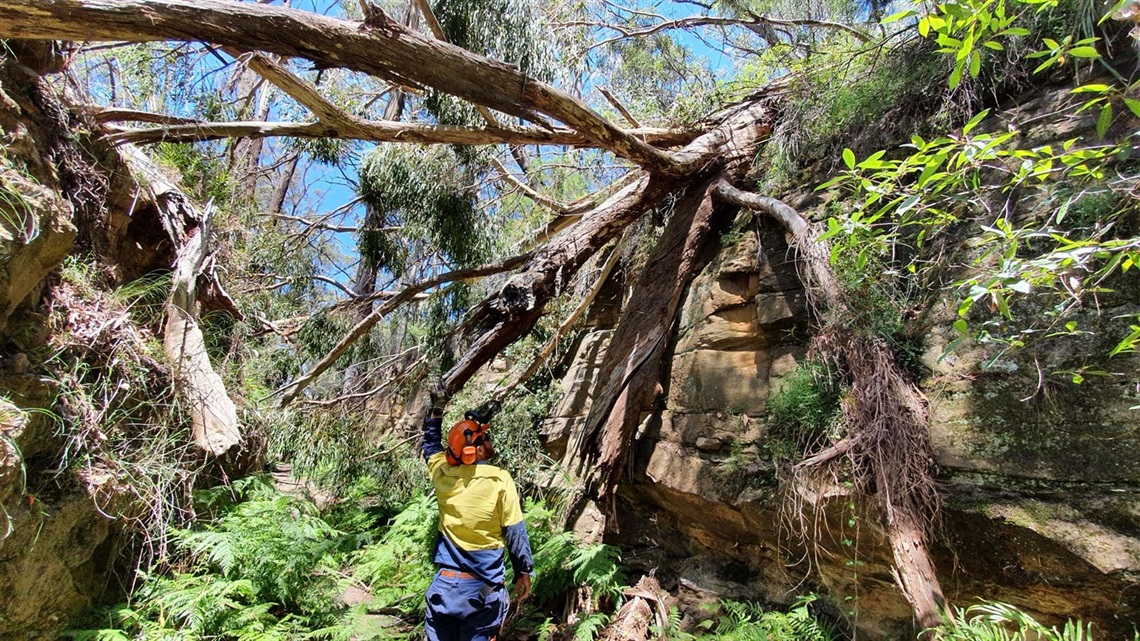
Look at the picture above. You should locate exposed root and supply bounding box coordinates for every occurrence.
[713,181,946,629]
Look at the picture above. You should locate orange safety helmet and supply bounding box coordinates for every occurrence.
[445,418,489,466]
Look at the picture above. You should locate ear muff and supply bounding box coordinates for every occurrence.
[460,426,478,465]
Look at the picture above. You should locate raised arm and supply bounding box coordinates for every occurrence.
[422,406,445,461]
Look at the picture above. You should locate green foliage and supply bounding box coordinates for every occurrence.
[352,495,439,621]
[931,601,1095,640]
[65,478,364,640]
[697,597,837,640]
[424,0,553,129]
[358,145,489,275]
[0,159,42,251]
[112,271,173,328]
[46,257,194,562]
[266,409,427,504]
[766,361,841,446]
[176,476,347,617]
[153,142,233,205]
[751,36,952,191]
[603,33,720,125]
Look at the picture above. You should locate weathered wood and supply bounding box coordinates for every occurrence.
[103,119,696,148]
[599,576,668,641]
[0,0,683,171]
[123,146,242,456]
[439,173,672,395]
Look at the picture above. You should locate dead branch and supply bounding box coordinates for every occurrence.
[122,145,242,456]
[600,88,641,128]
[276,252,533,407]
[102,119,696,148]
[494,235,626,399]
[489,157,569,214]
[79,105,201,125]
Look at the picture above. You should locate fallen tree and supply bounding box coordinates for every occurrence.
[0,0,947,628]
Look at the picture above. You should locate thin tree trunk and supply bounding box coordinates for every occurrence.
[886,504,945,630]
[122,145,242,456]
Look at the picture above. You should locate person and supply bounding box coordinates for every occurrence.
[421,401,534,641]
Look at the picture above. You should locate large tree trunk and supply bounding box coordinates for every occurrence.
[564,105,774,508]
[570,175,719,503]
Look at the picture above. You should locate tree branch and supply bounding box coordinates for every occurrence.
[0,0,686,171]
[275,252,533,407]
[489,157,569,213]
[102,119,696,148]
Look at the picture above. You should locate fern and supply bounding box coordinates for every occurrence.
[702,597,836,641]
[933,601,1096,641]
[352,494,438,618]
[571,611,611,641]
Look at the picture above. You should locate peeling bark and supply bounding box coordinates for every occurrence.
[574,174,719,504]
[122,146,242,456]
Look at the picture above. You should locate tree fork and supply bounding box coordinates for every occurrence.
[438,101,774,396]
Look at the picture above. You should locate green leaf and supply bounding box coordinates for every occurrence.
[918,16,931,37]
[983,40,1004,51]
[1071,83,1113,94]
[881,9,916,24]
[842,148,856,170]
[815,175,845,190]
[962,109,991,135]
[1067,46,1100,58]
[1008,280,1031,294]
[1096,102,1113,138]
[953,318,969,335]
[1124,98,1140,118]
[969,52,982,78]
[1072,373,1084,384]
[895,194,922,217]
[949,60,965,89]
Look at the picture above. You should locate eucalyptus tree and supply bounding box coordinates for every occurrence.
[0,0,958,628]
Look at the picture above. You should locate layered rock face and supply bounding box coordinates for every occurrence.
[544,214,1140,637]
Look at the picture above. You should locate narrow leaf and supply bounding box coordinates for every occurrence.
[1096,102,1113,138]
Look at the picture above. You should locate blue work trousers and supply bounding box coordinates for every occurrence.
[424,571,508,641]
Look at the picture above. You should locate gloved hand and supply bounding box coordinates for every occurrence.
[429,387,449,419]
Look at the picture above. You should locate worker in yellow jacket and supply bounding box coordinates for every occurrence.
[421,402,533,641]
